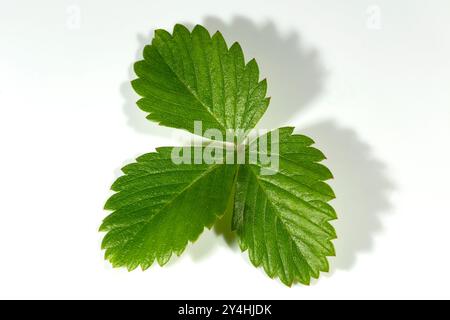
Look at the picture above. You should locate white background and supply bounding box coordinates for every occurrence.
[1,0,449,299]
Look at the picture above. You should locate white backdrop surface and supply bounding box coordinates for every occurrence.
[1,0,449,299]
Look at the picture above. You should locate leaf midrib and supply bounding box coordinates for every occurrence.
[247,165,332,259]
[141,164,221,226]
[153,43,227,133]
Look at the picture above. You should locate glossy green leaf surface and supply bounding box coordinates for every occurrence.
[132,24,270,139]
[233,128,337,286]
[101,147,237,270]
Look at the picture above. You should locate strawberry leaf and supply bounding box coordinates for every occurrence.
[102,25,337,286]
[233,128,337,286]
[132,24,270,140]
[101,147,237,270]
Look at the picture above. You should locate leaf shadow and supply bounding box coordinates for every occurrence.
[197,17,395,273]
[202,16,326,128]
[302,121,395,272]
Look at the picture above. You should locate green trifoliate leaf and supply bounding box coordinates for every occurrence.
[102,24,338,286]
[233,128,337,286]
[101,147,238,270]
[132,24,270,140]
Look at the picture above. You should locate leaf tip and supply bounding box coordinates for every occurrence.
[192,24,210,37]
[247,58,258,69]
[173,23,189,34]
[157,254,172,267]
[230,41,243,54]
[212,30,224,39]
[154,28,171,38]
[98,223,108,233]
[103,200,113,211]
